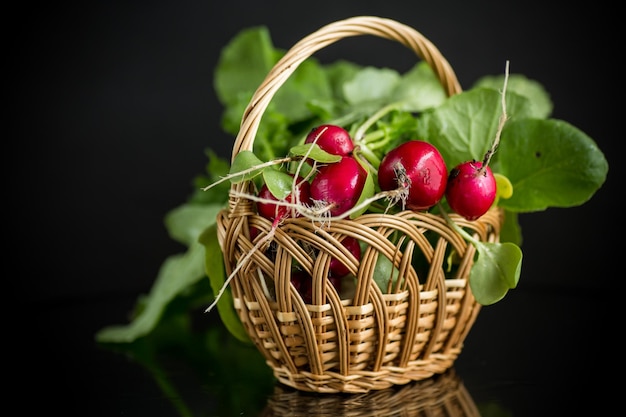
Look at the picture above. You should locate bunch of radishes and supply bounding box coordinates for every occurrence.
[252,123,497,301]
[257,123,497,225]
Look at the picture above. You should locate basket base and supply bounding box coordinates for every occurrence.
[270,350,459,393]
[262,368,481,417]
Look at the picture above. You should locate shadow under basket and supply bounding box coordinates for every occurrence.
[215,16,505,394]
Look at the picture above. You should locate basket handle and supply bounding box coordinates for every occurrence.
[230,15,461,162]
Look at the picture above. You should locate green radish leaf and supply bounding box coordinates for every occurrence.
[165,203,223,247]
[95,203,223,343]
[344,67,400,106]
[496,118,609,212]
[494,173,513,200]
[500,210,522,246]
[262,169,297,200]
[416,88,535,169]
[470,241,522,305]
[372,253,401,293]
[472,73,553,119]
[359,240,402,293]
[289,143,342,163]
[273,57,333,123]
[190,150,231,205]
[350,159,376,219]
[214,26,276,108]
[251,108,293,162]
[198,223,251,344]
[390,62,447,112]
[493,173,513,208]
[323,60,362,102]
[229,150,266,183]
[95,244,207,343]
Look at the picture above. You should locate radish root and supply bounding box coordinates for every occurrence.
[480,60,510,173]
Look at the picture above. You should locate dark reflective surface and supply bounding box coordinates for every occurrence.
[38,286,611,416]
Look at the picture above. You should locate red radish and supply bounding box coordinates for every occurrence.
[290,270,314,304]
[377,140,448,211]
[304,124,354,156]
[328,275,342,292]
[290,269,311,300]
[249,225,260,241]
[445,160,497,221]
[292,270,342,304]
[329,236,361,278]
[257,175,311,225]
[310,156,367,217]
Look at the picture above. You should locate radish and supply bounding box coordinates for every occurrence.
[444,63,507,221]
[328,275,342,292]
[290,269,311,300]
[445,160,496,221]
[304,124,354,156]
[293,270,342,304]
[310,156,367,217]
[329,236,361,278]
[377,140,448,211]
[256,174,311,225]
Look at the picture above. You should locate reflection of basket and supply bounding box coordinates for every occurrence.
[260,369,480,417]
[216,16,503,393]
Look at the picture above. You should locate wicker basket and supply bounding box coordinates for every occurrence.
[215,16,503,393]
[260,369,480,417]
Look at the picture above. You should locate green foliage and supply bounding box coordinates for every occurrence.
[95,230,211,343]
[198,224,250,343]
[469,241,523,305]
[415,88,536,169]
[288,143,342,163]
[496,118,609,212]
[229,150,266,183]
[96,164,230,343]
[261,168,297,200]
[213,26,276,111]
[188,149,230,205]
[473,73,553,118]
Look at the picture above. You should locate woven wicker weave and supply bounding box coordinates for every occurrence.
[215,16,503,393]
[260,369,480,417]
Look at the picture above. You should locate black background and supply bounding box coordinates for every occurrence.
[13,1,617,415]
